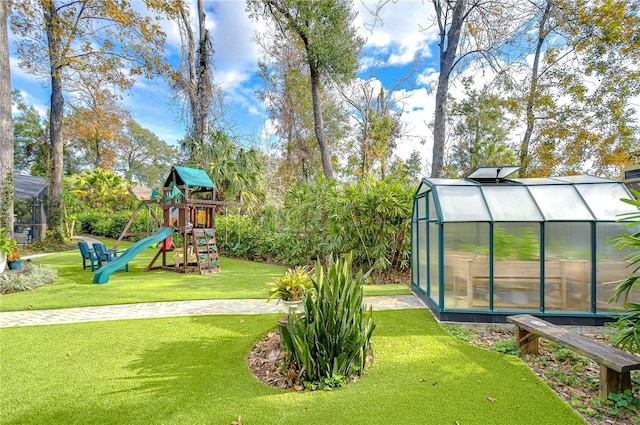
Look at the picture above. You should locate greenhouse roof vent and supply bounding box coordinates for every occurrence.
[467,165,522,184]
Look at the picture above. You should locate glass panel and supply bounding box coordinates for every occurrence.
[443,223,490,309]
[596,223,639,312]
[512,178,564,185]
[429,223,440,305]
[493,223,541,311]
[528,186,594,220]
[553,175,611,183]
[427,179,477,186]
[416,195,426,218]
[482,186,543,221]
[417,221,428,292]
[544,222,591,312]
[467,166,521,179]
[429,192,437,221]
[416,181,429,195]
[574,183,639,220]
[436,186,491,222]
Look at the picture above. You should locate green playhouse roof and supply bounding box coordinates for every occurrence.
[165,166,215,189]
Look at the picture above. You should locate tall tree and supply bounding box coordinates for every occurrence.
[339,81,405,181]
[12,90,49,176]
[445,81,515,177]
[11,0,178,236]
[64,86,131,171]
[248,0,364,179]
[115,121,179,188]
[429,0,512,177]
[517,0,554,176]
[503,0,639,177]
[171,0,223,159]
[257,30,346,187]
[0,0,13,235]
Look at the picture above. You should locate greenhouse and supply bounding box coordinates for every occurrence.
[411,166,640,325]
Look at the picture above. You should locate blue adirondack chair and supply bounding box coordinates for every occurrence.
[93,243,128,272]
[78,241,98,271]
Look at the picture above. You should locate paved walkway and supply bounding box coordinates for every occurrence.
[0,295,426,328]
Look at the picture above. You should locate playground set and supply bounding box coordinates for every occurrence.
[93,166,238,284]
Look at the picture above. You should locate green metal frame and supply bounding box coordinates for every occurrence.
[410,176,639,320]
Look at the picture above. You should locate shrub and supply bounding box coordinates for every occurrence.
[0,265,58,294]
[77,208,160,240]
[215,215,309,266]
[279,254,376,388]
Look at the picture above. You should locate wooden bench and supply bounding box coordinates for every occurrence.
[507,314,640,398]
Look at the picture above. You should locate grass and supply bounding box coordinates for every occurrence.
[1,246,411,311]
[0,309,584,425]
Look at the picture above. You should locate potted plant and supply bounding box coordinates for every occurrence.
[7,247,22,270]
[0,228,18,274]
[267,266,313,314]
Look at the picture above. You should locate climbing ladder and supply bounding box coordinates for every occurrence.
[191,228,220,275]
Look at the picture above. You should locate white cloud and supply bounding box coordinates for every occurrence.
[206,1,263,74]
[356,0,437,67]
[393,87,434,164]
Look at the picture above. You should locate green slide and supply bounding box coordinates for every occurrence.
[93,227,175,284]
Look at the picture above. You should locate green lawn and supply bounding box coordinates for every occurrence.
[1,248,411,311]
[0,309,584,425]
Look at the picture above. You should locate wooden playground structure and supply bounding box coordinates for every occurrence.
[115,166,239,276]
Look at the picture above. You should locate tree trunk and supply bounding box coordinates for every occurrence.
[431,0,466,178]
[0,0,14,236]
[309,64,334,179]
[196,0,210,140]
[45,0,64,236]
[94,138,101,168]
[519,1,552,177]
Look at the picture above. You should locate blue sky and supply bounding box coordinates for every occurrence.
[9,0,446,169]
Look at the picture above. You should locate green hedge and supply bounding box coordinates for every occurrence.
[77,208,158,240]
[215,215,309,266]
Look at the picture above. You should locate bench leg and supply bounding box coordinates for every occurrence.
[515,326,539,355]
[600,367,632,399]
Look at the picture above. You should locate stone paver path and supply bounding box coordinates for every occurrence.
[0,295,426,328]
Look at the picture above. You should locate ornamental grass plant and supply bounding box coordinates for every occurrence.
[280,254,375,388]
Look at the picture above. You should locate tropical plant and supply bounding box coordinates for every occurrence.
[266,266,313,302]
[7,247,20,262]
[0,227,17,257]
[279,254,376,388]
[323,176,413,274]
[608,190,640,352]
[66,169,134,211]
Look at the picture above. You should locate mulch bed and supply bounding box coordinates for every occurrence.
[462,326,640,425]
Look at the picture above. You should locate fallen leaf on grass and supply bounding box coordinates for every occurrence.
[487,395,496,403]
[231,416,242,425]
